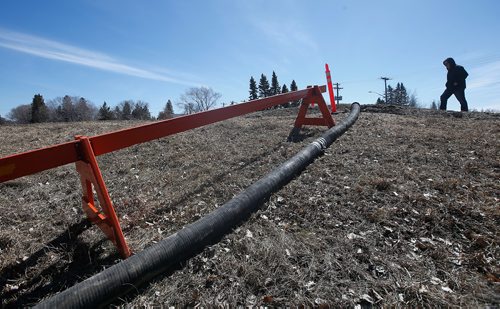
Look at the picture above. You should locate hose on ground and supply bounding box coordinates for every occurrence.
[35,102,361,308]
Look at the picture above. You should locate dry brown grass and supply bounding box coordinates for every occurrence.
[1,105,499,307]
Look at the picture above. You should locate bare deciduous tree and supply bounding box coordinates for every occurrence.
[60,95,76,122]
[45,95,97,122]
[8,104,32,123]
[177,87,222,114]
[75,97,97,121]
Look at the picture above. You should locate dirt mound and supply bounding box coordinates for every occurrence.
[1,105,498,307]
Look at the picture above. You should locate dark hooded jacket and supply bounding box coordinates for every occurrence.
[444,57,468,90]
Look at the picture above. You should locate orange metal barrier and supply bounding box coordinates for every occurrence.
[0,85,334,258]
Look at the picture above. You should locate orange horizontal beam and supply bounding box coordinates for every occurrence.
[90,86,325,156]
[0,141,79,183]
[0,86,326,182]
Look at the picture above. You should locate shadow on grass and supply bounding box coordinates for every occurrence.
[0,218,120,308]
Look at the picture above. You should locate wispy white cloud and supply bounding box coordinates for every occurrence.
[464,56,500,111]
[468,60,500,90]
[0,28,197,86]
[251,19,319,53]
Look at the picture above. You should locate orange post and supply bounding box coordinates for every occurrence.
[75,135,131,258]
[325,63,336,113]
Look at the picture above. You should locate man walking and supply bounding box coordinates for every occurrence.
[440,57,469,112]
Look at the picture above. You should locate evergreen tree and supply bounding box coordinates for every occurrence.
[385,82,414,105]
[386,83,405,105]
[31,94,48,123]
[280,84,290,108]
[131,102,141,119]
[249,76,258,100]
[290,80,299,106]
[98,102,114,120]
[392,83,409,105]
[114,106,122,120]
[430,101,438,110]
[121,101,133,120]
[166,99,174,115]
[158,99,174,119]
[258,74,271,98]
[386,85,394,105]
[58,95,75,122]
[270,71,281,96]
[400,83,409,105]
[132,101,151,120]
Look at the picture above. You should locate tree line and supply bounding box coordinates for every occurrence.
[2,84,226,124]
[4,94,176,124]
[376,82,418,107]
[1,72,297,125]
[249,71,299,108]
[0,74,444,125]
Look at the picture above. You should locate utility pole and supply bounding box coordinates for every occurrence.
[333,83,343,105]
[380,77,391,104]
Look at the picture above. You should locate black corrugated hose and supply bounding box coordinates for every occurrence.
[35,103,360,308]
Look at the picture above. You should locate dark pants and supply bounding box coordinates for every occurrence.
[440,88,468,111]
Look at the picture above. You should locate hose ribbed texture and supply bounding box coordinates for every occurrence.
[35,103,360,308]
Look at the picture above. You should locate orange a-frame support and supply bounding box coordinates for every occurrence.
[74,135,132,258]
[0,85,334,258]
[293,85,335,129]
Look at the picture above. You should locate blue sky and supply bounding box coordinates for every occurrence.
[1,0,499,118]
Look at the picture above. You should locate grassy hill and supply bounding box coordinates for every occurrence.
[0,105,498,307]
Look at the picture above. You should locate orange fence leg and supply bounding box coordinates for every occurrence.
[75,135,131,258]
[293,85,336,130]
